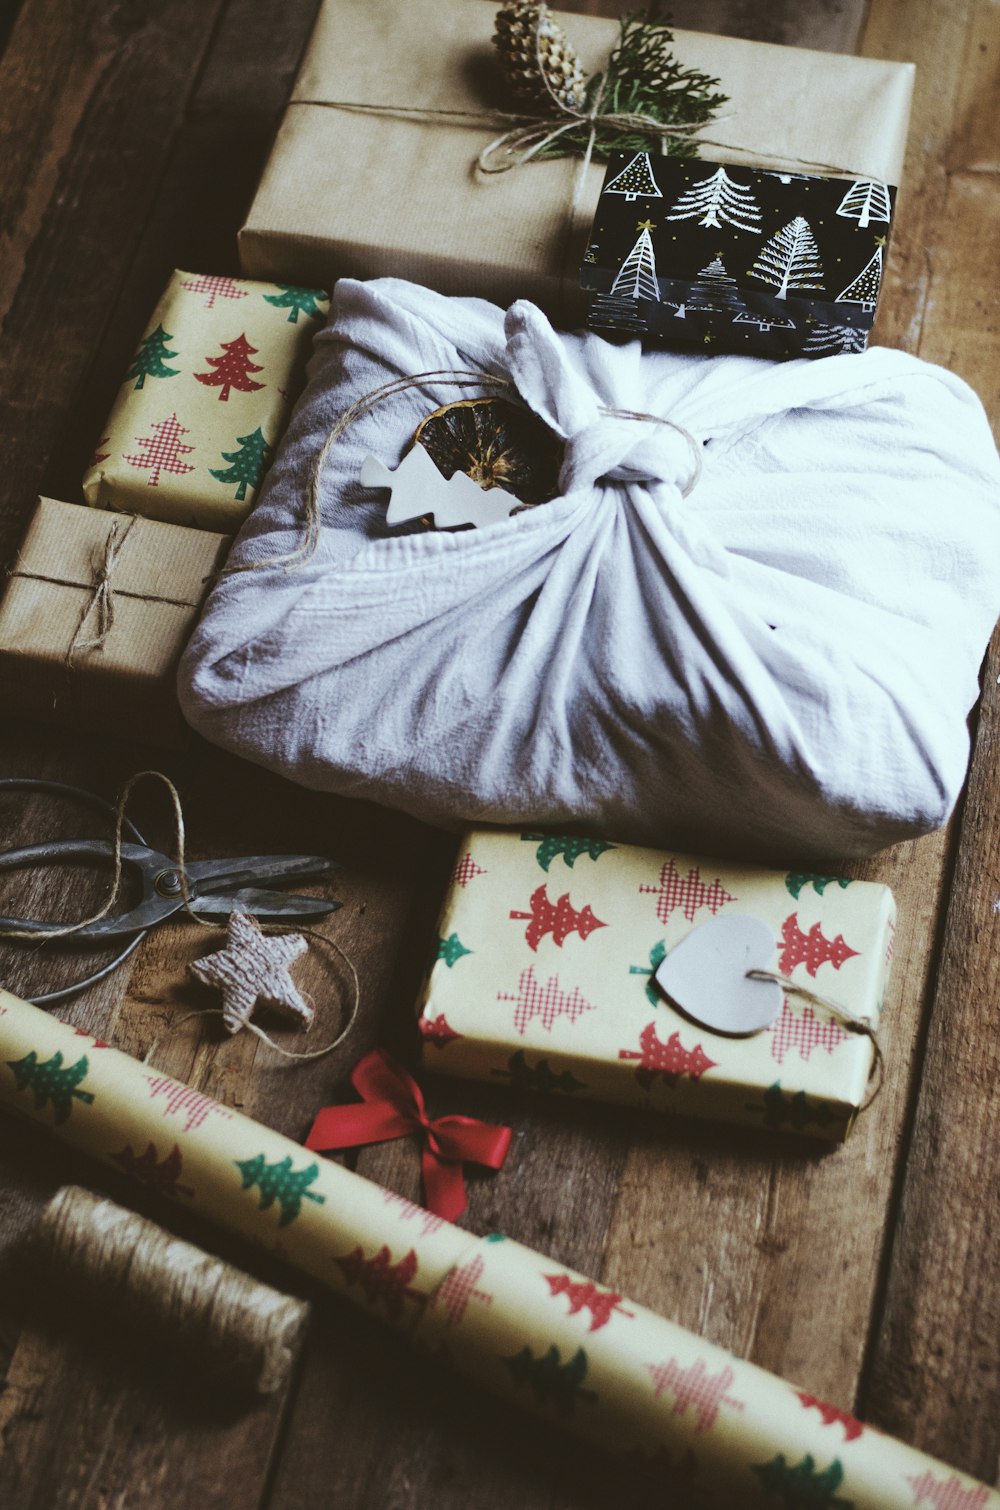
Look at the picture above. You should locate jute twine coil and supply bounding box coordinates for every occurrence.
[36,1185,309,1395]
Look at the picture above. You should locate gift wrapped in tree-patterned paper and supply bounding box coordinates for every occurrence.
[0,988,993,1509]
[83,270,329,531]
[416,831,896,1143]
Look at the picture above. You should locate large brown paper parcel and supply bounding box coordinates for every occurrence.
[0,987,996,1509]
[0,498,230,746]
[239,0,913,322]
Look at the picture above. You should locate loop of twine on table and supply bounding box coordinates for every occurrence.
[0,769,358,1064]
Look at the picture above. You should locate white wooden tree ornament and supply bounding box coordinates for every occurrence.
[361,444,521,530]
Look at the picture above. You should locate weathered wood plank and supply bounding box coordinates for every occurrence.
[855,0,1000,1476]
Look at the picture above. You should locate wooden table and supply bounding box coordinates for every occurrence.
[0,1,996,1505]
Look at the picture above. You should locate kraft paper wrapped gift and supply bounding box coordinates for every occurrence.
[83,269,330,532]
[416,832,896,1143]
[2,987,996,1510]
[239,0,913,323]
[0,498,230,746]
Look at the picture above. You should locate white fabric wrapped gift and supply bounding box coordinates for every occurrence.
[178,277,1000,860]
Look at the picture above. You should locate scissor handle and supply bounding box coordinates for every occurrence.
[0,840,180,941]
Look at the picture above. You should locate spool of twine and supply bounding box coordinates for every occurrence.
[35,1185,310,1395]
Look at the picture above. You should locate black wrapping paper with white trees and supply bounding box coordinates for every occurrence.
[581,153,896,358]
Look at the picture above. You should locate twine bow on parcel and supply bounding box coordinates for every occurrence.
[304,1048,513,1221]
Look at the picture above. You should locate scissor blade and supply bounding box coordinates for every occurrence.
[187,888,341,922]
[186,854,341,893]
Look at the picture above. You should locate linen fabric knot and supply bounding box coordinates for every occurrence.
[179,276,1000,860]
[304,1049,512,1221]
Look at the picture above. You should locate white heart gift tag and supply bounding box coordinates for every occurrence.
[654,914,782,1035]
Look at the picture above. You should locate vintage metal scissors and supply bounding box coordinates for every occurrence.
[0,778,342,1006]
[0,842,341,941]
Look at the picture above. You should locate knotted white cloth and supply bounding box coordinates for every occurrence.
[179,278,1000,860]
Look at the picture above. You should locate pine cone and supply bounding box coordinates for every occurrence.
[493,2,587,112]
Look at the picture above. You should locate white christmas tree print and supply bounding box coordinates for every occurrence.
[748,217,825,299]
[803,322,867,355]
[604,152,662,202]
[686,255,742,314]
[610,226,659,301]
[665,166,762,233]
[836,178,891,228]
[733,311,795,333]
[836,244,883,309]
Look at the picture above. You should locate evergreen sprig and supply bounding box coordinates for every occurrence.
[539,8,728,162]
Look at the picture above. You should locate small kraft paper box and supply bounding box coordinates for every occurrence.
[583,154,896,357]
[239,0,912,327]
[83,270,330,533]
[416,831,896,1143]
[0,498,230,746]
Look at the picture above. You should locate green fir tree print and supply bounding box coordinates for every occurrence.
[753,1453,853,1508]
[124,324,180,389]
[262,284,328,323]
[7,1051,94,1125]
[235,1153,325,1226]
[629,939,667,1005]
[491,1050,586,1095]
[504,1344,598,1412]
[210,426,272,501]
[521,833,616,873]
[436,932,472,967]
[785,873,852,900]
[750,1082,840,1134]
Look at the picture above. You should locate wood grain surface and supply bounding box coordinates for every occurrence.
[0,0,997,1505]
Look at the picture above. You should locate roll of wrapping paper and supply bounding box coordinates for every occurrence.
[0,989,994,1510]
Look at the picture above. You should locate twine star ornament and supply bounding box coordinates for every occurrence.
[189,911,313,1035]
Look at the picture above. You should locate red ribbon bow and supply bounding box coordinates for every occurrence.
[304,1049,512,1222]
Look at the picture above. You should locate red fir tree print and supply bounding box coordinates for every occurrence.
[89,436,110,467]
[618,1023,717,1089]
[498,966,598,1036]
[124,414,195,487]
[381,1189,446,1236]
[334,1244,425,1319]
[907,1471,990,1509]
[779,913,859,977]
[796,1392,864,1442]
[544,1273,633,1332]
[72,1027,110,1048]
[195,333,265,401]
[639,858,735,925]
[180,273,249,308]
[112,1141,194,1198]
[429,1253,493,1326]
[451,852,486,887]
[646,1356,744,1433]
[509,884,607,951]
[143,1074,234,1132]
[769,1001,850,1065]
[418,1012,463,1050]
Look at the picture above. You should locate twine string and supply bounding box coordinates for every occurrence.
[746,967,884,1108]
[68,514,139,658]
[221,370,702,580]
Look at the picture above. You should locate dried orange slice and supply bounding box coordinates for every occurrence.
[413,396,563,507]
